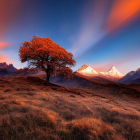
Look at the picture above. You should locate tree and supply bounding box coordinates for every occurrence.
[18,36,76,85]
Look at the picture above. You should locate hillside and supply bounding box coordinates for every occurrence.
[0,76,140,139]
[49,72,115,89]
[16,68,45,76]
[119,69,140,84]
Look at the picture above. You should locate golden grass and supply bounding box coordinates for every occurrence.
[0,76,139,139]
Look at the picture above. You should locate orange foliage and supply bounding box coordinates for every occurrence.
[18,36,76,83]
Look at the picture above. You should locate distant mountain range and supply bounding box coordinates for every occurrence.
[49,64,122,88]
[0,62,46,77]
[76,64,140,85]
[76,64,123,82]
[0,62,140,85]
[0,62,17,76]
[0,62,17,72]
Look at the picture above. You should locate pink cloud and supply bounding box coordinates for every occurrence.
[0,42,17,64]
[0,42,9,49]
[0,55,17,64]
[91,62,113,73]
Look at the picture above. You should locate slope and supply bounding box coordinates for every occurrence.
[0,76,139,139]
[121,68,140,84]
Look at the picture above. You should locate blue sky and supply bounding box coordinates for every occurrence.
[0,0,140,75]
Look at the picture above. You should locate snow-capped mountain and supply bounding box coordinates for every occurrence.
[76,64,98,76]
[100,66,124,78]
[76,65,124,82]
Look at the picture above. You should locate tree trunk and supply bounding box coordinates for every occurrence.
[46,68,50,86]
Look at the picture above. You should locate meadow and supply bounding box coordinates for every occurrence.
[0,76,140,140]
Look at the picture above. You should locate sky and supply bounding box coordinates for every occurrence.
[0,0,140,75]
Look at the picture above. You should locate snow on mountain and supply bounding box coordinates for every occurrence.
[76,64,98,76]
[76,65,124,82]
[100,66,124,79]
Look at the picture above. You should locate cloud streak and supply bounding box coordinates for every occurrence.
[70,0,109,57]
[104,0,140,32]
[70,0,140,57]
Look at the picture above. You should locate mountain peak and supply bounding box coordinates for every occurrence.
[0,62,17,72]
[77,64,89,71]
[77,64,98,75]
[101,65,124,78]
[76,64,124,81]
[136,68,140,72]
[108,65,117,71]
[0,62,7,68]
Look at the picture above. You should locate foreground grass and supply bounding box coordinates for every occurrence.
[0,76,140,140]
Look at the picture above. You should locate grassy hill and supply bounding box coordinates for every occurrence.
[0,76,140,140]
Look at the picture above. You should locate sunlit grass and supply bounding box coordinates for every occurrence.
[0,76,140,139]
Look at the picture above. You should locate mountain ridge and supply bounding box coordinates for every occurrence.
[76,64,124,82]
[76,64,98,76]
[119,68,140,84]
[0,62,17,76]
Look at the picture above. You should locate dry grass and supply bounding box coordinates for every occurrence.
[0,76,140,140]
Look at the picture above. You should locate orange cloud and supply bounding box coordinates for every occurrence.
[105,0,140,32]
[0,55,16,64]
[0,42,9,49]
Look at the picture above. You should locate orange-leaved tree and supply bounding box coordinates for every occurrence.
[18,36,76,85]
